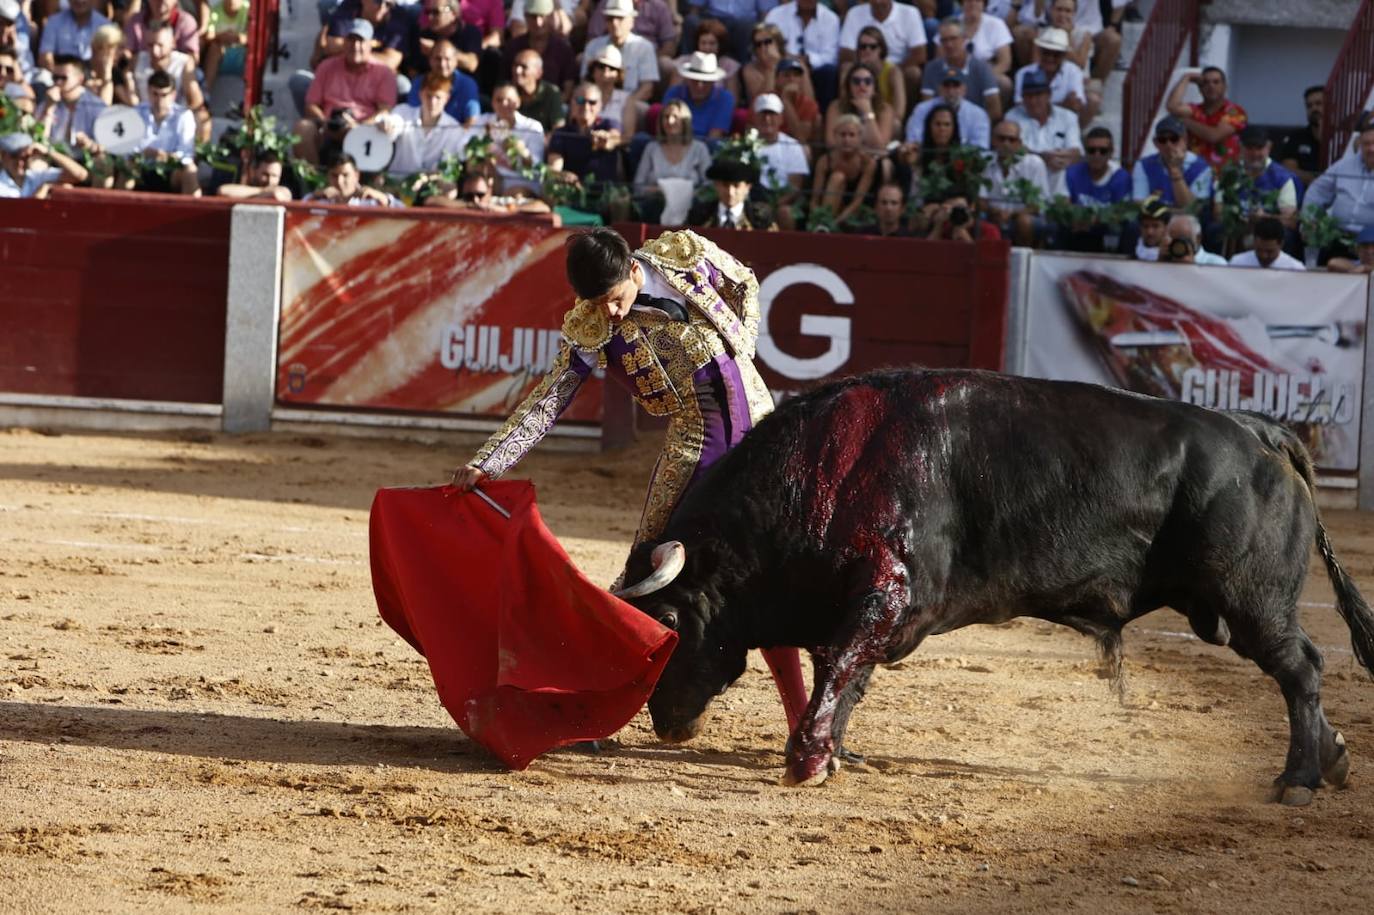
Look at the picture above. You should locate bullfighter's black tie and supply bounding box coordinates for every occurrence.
[634,293,687,322]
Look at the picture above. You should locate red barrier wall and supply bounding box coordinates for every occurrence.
[0,191,231,404]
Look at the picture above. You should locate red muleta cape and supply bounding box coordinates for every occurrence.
[369,482,677,770]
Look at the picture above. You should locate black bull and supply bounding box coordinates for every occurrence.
[619,369,1374,803]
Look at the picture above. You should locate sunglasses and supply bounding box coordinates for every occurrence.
[1156,134,1181,143]
[850,75,873,86]
[1085,146,1111,155]
[592,62,619,70]
[994,134,1019,143]
[753,38,774,47]
[574,96,600,105]
[0,64,14,75]
[857,42,880,50]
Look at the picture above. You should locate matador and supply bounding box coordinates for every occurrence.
[452,226,808,735]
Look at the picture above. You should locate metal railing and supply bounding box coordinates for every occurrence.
[1120,0,1202,167]
[1320,0,1374,168]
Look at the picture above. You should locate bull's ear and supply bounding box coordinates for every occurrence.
[657,611,679,631]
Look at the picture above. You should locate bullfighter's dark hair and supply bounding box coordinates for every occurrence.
[1254,217,1286,243]
[565,228,634,300]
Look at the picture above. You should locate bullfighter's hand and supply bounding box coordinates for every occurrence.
[451,465,487,491]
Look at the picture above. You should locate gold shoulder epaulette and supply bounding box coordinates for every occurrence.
[561,298,613,351]
[638,230,706,271]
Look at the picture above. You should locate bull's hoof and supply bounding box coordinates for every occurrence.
[1323,732,1350,789]
[1277,784,1315,807]
[782,748,833,787]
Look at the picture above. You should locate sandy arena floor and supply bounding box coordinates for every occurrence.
[2,424,1373,913]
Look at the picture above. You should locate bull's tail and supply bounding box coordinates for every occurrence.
[1271,424,1374,675]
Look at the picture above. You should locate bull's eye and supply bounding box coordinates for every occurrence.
[658,611,679,631]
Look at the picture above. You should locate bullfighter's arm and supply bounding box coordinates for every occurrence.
[696,238,762,359]
[466,344,593,478]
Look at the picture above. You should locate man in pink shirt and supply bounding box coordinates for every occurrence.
[124,0,200,61]
[461,0,504,47]
[294,20,397,164]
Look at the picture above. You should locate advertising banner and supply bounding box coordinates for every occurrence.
[276,211,603,423]
[1023,254,1370,470]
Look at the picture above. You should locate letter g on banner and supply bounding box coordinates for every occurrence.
[756,265,854,381]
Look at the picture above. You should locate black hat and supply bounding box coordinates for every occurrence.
[707,158,759,184]
[776,57,805,75]
[1239,124,1269,147]
[1140,195,1170,222]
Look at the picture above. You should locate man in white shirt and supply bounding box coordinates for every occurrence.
[839,0,925,98]
[1005,69,1081,196]
[752,92,808,230]
[980,119,1051,246]
[134,69,198,194]
[0,131,87,198]
[1229,217,1306,271]
[1012,27,1085,115]
[386,72,467,176]
[581,0,659,103]
[905,65,990,149]
[764,0,839,106]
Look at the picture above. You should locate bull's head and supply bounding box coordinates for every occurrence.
[615,540,748,743]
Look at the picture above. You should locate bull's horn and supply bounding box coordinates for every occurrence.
[613,541,686,599]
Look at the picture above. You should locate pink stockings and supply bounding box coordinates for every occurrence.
[761,646,808,734]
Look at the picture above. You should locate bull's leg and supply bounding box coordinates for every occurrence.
[1236,621,1339,806]
[828,664,875,771]
[784,561,911,787]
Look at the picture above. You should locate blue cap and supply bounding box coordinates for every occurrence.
[1357,224,1374,245]
[1021,70,1051,94]
[940,65,965,85]
[1155,115,1186,138]
[346,18,374,41]
[0,132,32,155]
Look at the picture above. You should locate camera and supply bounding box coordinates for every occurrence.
[948,205,971,227]
[326,108,349,132]
[1162,236,1196,262]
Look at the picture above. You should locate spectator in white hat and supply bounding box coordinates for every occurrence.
[586,0,679,80]
[1010,0,1126,81]
[678,0,780,75]
[580,0,660,107]
[0,131,88,198]
[662,51,735,140]
[752,92,809,230]
[587,43,634,136]
[669,18,743,104]
[1013,26,1087,120]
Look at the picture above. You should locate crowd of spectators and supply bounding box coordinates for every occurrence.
[1,0,1372,273]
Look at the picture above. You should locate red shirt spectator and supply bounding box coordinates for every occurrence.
[305,51,397,121]
[1167,67,1247,170]
[460,0,504,38]
[125,0,200,61]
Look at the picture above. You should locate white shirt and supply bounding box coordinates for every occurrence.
[134,50,195,104]
[635,255,690,310]
[717,201,746,227]
[965,15,1013,63]
[0,164,65,198]
[765,2,841,70]
[473,110,547,163]
[1135,239,1160,261]
[905,97,991,149]
[581,33,660,94]
[759,131,809,190]
[1013,61,1086,106]
[1229,249,1306,271]
[136,103,196,165]
[839,1,926,65]
[982,151,1051,213]
[1005,102,1082,194]
[387,104,467,175]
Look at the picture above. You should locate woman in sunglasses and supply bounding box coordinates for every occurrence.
[852,25,903,127]
[740,23,784,104]
[825,61,894,151]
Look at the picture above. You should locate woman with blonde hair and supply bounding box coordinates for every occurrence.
[812,112,877,227]
[825,61,895,151]
[88,24,131,105]
[740,22,785,104]
[852,25,904,121]
[633,99,711,225]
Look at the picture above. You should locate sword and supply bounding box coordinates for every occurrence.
[471,485,511,519]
